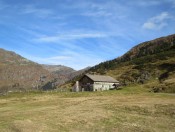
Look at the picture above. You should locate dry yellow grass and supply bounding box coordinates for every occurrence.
[0,88,175,132]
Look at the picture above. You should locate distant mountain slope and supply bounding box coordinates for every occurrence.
[0,48,53,92]
[42,65,76,74]
[42,65,90,86]
[63,34,175,93]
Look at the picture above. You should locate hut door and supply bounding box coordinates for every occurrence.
[86,83,91,91]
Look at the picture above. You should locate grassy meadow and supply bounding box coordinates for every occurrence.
[0,86,175,132]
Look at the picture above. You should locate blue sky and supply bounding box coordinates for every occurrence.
[0,0,175,70]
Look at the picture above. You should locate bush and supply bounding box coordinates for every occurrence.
[0,86,9,95]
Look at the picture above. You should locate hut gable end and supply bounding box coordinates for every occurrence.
[79,76,94,85]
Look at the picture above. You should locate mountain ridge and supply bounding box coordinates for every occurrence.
[0,48,36,65]
[42,64,76,75]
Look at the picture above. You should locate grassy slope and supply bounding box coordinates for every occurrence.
[106,49,175,92]
[0,87,175,132]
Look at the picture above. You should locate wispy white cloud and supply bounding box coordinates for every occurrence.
[127,0,175,7]
[82,10,112,17]
[47,56,72,61]
[164,0,175,8]
[142,12,172,30]
[26,51,103,70]
[128,0,161,6]
[34,32,108,43]
[66,1,127,19]
[21,5,53,18]
[30,55,72,64]
[18,27,42,37]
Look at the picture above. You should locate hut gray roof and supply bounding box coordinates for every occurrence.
[85,74,119,83]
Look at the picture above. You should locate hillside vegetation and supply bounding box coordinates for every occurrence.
[0,48,54,93]
[63,34,175,93]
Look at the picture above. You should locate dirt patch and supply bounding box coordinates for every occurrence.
[9,119,47,132]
